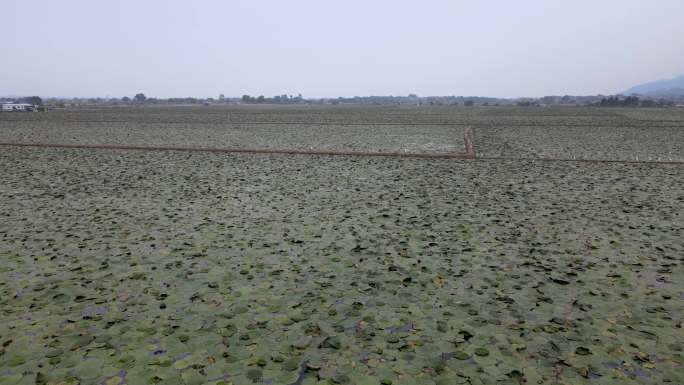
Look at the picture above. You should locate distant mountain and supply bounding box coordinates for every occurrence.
[623,75,684,96]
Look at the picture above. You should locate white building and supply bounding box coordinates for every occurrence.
[1,103,37,112]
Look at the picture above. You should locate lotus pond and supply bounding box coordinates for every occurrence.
[0,145,681,385]
[1,105,683,160]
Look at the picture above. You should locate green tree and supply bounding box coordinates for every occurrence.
[21,96,43,105]
[134,93,147,103]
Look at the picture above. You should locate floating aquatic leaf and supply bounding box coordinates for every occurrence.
[116,355,136,369]
[320,336,342,349]
[575,346,592,356]
[246,368,263,382]
[294,335,313,349]
[45,348,63,358]
[386,334,401,344]
[6,355,26,367]
[474,347,489,357]
[35,372,48,385]
[282,358,301,372]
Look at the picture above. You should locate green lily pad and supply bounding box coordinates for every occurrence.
[282,358,301,371]
[575,346,592,356]
[320,336,342,349]
[474,348,489,357]
[246,369,263,382]
[6,355,26,367]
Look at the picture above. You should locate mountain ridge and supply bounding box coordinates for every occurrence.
[623,75,684,96]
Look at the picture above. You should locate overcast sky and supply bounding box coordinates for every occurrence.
[3,0,683,98]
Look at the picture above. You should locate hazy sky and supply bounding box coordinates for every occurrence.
[3,0,683,98]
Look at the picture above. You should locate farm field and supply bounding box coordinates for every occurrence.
[0,106,682,385]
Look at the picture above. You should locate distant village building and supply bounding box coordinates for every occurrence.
[1,103,37,112]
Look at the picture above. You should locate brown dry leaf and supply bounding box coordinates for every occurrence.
[579,367,589,378]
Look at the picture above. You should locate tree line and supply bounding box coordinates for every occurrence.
[240,94,304,104]
[7,93,682,108]
[596,96,675,108]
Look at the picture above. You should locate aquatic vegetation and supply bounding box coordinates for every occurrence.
[0,106,682,384]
